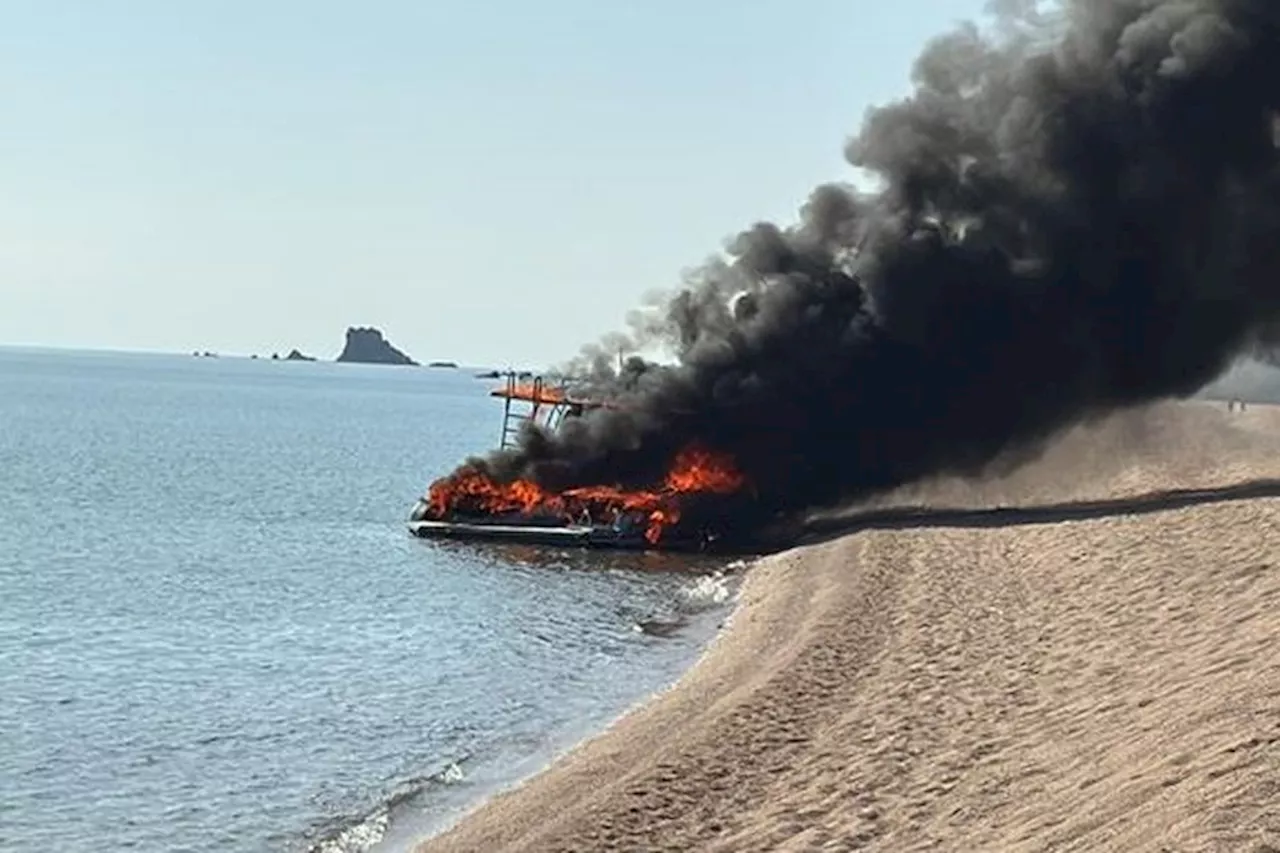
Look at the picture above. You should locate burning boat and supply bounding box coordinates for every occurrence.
[408,372,748,551]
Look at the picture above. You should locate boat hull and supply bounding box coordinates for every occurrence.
[406,518,716,551]
[408,519,598,545]
[411,517,674,547]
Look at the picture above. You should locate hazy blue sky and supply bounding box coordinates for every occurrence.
[1,0,988,367]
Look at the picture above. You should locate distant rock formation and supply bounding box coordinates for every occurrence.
[335,327,417,366]
[427,360,458,369]
[270,349,317,361]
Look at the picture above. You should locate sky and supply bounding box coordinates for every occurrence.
[0,0,990,368]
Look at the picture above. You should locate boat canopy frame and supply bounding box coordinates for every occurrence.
[490,371,606,449]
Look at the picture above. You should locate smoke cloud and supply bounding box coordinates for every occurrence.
[450,0,1280,543]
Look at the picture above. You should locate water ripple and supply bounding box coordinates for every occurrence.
[0,349,734,853]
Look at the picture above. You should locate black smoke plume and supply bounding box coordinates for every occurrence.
[448,0,1280,543]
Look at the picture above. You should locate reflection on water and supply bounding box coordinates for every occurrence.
[422,538,731,577]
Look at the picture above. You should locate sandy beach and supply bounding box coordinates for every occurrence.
[417,401,1280,852]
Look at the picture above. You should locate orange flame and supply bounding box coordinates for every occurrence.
[424,443,745,545]
[661,445,743,493]
[490,383,568,405]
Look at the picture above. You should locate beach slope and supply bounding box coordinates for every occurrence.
[417,401,1280,852]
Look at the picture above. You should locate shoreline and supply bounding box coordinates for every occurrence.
[387,587,741,850]
[411,401,1280,851]
[410,538,834,852]
[355,568,744,853]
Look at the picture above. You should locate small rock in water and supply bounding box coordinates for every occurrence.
[635,618,684,637]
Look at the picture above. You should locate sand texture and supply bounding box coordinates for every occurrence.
[417,401,1280,852]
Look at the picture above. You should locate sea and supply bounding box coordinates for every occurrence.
[0,347,740,853]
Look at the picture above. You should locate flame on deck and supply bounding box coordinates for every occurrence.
[424,445,747,545]
[490,382,568,404]
[489,380,615,411]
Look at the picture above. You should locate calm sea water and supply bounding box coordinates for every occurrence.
[0,348,736,853]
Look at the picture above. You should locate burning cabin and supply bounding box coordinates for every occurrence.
[408,372,744,551]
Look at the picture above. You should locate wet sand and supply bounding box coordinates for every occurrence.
[416,401,1280,852]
